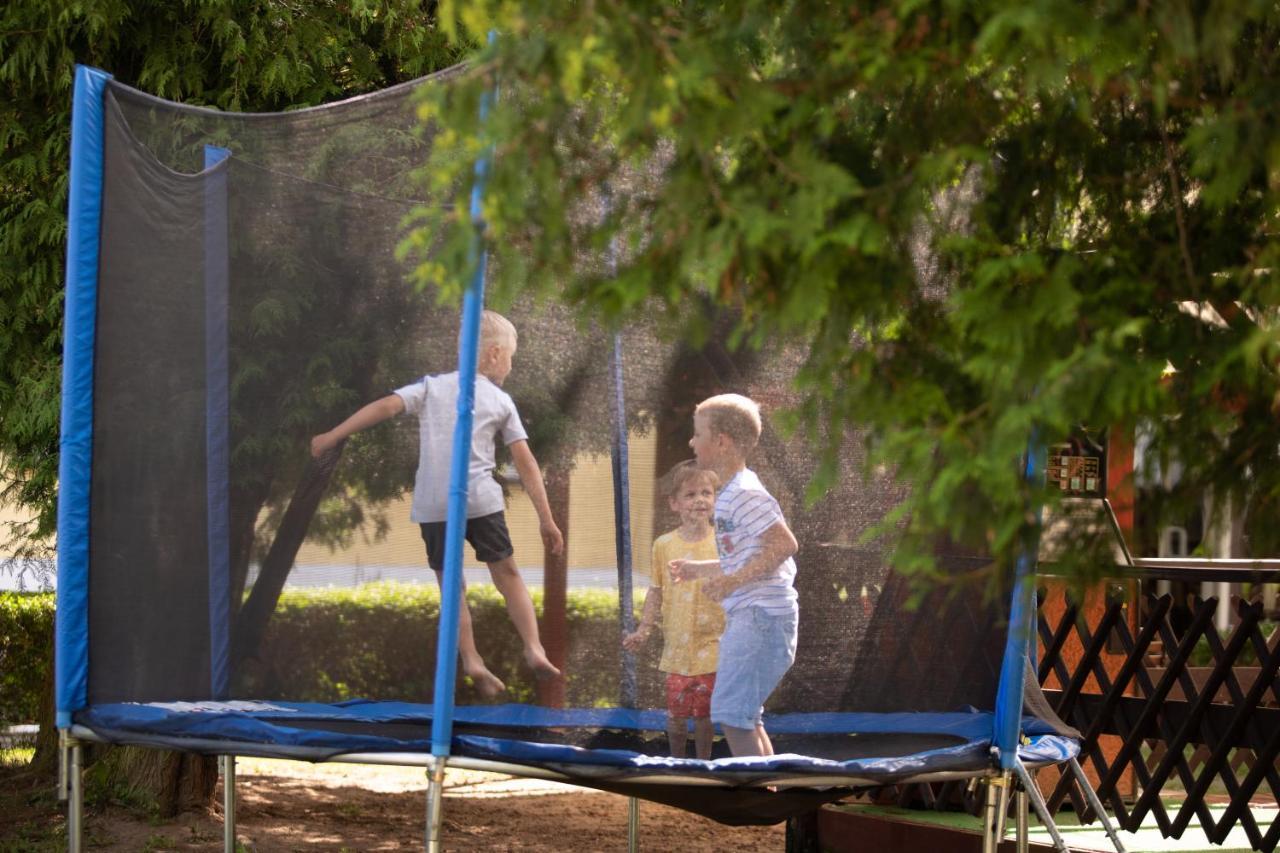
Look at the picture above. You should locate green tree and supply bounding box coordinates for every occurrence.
[0,0,462,558]
[0,0,464,810]
[408,1,1280,591]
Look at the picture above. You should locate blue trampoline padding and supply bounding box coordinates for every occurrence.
[75,700,1076,781]
[454,731,1077,781]
[339,701,1064,738]
[56,64,113,729]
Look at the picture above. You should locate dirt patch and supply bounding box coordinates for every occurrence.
[2,758,788,851]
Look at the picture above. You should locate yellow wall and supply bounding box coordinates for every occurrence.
[294,430,659,581]
[0,481,45,552]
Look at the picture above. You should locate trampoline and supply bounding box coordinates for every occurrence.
[55,58,1124,851]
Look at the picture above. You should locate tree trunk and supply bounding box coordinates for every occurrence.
[233,443,344,665]
[91,747,218,818]
[537,468,570,707]
[29,621,58,779]
[29,591,218,813]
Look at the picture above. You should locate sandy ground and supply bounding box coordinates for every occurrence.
[1,757,788,851]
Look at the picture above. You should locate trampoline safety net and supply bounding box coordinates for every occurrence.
[61,63,1077,825]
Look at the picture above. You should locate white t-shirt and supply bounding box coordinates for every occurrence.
[394,372,528,523]
[714,468,798,615]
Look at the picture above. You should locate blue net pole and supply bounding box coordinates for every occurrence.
[431,32,498,758]
[992,434,1047,769]
[56,65,112,728]
[204,145,232,700]
[611,332,638,707]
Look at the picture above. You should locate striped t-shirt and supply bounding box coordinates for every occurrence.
[714,468,798,615]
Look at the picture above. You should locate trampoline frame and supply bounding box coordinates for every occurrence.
[53,57,1125,853]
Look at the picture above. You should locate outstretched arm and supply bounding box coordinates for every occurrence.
[669,558,720,582]
[311,394,405,457]
[508,439,565,556]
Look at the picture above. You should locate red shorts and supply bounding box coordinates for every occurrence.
[665,673,716,718]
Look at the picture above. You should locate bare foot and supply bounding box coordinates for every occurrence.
[464,664,506,699]
[524,648,561,680]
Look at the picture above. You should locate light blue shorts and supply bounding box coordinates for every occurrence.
[710,605,798,730]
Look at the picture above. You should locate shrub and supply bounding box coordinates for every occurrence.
[240,582,662,707]
[0,592,54,726]
[1,586,660,720]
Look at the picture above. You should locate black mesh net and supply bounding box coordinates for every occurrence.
[86,68,1056,752]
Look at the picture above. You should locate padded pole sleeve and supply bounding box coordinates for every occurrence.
[611,331,638,708]
[432,31,498,757]
[204,145,232,699]
[993,435,1046,769]
[56,65,113,727]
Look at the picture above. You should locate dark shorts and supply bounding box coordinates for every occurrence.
[419,512,515,571]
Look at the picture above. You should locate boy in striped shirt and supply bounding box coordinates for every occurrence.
[670,394,799,757]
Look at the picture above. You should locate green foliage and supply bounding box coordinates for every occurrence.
[409,2,1280,594]
[0,586,655,720]
[1188,620,1279,668]
[238,583,656,707]
[0,592,53,727]
[0,0,466,560]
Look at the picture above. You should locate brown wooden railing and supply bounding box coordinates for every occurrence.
[1035,559,1280,850]
[868,560,1280,851]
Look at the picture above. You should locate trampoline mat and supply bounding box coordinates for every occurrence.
[73,700,1077,824]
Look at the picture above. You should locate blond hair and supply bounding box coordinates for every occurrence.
[695,394,762,450]
[479,310,517,352]
[661,460,719,499]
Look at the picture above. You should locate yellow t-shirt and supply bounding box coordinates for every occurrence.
[650,528,724,676]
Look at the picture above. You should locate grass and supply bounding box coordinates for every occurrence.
[1135,742,1267,800]
[1,746,35,767]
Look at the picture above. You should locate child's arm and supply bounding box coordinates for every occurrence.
[311,394,405,457]
[508,439,565,555]
[669,559,720,582]
[702,519,797,601]
[622,587,663,651]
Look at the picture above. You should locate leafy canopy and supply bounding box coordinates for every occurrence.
[407,1,1280,591]
[0,0,464,559]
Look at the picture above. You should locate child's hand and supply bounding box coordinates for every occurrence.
[622,625,651,652]
[310,432,336,459]
[669,558,716,582]
[540,519,565,556]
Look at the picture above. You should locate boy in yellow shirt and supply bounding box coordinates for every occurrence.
[623,462,723,759]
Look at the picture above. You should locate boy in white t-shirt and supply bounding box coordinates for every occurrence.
[311,310,563,698]
[670,393,798,757]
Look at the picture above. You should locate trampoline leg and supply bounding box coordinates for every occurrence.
[1011,761,1067,852]
[1015,788,1029,853]
[981,776,1001,853]
[1067,756,1127,853]
[220,755,236,853]
[995,771,1012,842]
[425,756,447,853]
[68,739,84,853]
[627,796,639,853]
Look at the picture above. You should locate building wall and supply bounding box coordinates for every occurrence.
[293,430,660,585]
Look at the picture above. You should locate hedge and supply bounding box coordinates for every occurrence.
[0,591,53,727]
[241,583,661,707]
[0,586,659,724]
